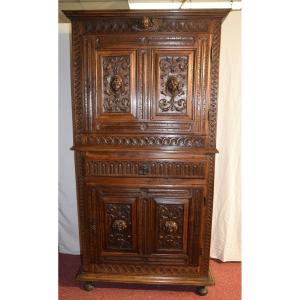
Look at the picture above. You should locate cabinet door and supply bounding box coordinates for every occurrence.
[147,188,205,266]
[81,34,210,137]
[84,185,141,265]
[84,184,205,268]
[96,50,137,121]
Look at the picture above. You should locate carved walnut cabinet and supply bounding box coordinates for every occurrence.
[64,9,229,296]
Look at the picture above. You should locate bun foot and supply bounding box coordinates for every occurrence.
[196,286,208,296]
[83,282,95,291]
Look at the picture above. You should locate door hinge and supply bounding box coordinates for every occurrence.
[203,197,207,207]
[210,45,213,63]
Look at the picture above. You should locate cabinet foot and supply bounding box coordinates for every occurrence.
[83,282,95,291]
[195,286,208,296]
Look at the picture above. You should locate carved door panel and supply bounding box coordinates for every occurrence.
[147,36,211,136]
[84,185,141,264]
[147,188,205,266]
[151,50,194,121]
[96,50,137,121]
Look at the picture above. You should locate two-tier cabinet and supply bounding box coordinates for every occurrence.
[64,9,229,296]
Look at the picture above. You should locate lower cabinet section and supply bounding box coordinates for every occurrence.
[82,183,208,278]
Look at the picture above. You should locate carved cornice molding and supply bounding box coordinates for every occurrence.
[84,17,209,33]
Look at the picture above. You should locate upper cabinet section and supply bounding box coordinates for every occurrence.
[65,10,229,149]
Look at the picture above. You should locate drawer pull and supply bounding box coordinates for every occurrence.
[138,164,150,175]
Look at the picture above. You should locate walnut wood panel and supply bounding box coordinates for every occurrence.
[65,9,229,291]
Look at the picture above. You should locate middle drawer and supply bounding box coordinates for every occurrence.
[84,157,207,179]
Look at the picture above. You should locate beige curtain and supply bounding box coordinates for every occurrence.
[58,12,241,261]
[210,11,241,261]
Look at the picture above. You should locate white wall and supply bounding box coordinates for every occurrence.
[59,23,80,254]
[58,11,241,261]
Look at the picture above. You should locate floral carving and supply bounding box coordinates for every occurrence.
[158,204,184,250]
[106,203,132,250]
[158,56,188,113]
[102,56,131,113]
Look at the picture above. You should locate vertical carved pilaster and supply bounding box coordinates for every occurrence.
[72,21,83,136]
[201,155,215,274]
[208,20,222,147]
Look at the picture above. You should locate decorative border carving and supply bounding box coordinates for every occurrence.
[81,135,205,147]
[208,21,222,147]
[75,152,90,268]
[72,21,84,134]
[201,155,215,275]
[94,263,200,275]
[85,160,206,178]
[85,18,209,33]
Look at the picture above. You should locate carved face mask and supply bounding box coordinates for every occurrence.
[110,75,123,92]
[166,76,179,94]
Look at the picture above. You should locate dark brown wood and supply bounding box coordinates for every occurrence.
[64,9,228,295]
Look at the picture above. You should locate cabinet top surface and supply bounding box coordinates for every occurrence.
[63,9,230,20]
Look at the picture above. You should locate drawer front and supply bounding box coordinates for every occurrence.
[85,159,207,179]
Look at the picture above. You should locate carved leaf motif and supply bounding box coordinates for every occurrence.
[158,56,188,113]
[106,203,132,250]
[102,56,131,113]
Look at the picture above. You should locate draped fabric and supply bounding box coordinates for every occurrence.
[210,11,241,261]
[58,11,241,261]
